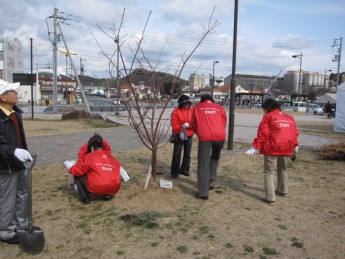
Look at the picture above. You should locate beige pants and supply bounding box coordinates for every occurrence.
[264,155,288,202]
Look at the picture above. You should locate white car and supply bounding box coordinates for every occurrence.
[252,103,262,109]
[306,103,324,115]
[113,100,121,105]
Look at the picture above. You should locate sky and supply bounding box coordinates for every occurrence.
[0,0,344,81]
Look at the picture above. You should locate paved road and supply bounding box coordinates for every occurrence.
[22,106,341,167]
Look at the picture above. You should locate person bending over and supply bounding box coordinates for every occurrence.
[64,134,121,204]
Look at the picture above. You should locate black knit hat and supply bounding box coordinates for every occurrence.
[178,95,192,108]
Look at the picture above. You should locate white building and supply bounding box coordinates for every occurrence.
[189,73,206,90]
[0,37,24,82]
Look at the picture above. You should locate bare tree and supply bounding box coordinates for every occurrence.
[94,8,220,181]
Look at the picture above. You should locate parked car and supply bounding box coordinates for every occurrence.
[306,103,324,115]
[292,102,307,112]
[252,103,262,109]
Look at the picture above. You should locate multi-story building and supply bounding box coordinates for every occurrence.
[224,74,274,93]
[38,71,77,105]
[0,37,24,82]
[189,73,206,91]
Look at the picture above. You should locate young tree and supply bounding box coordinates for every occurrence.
[94,8,220,182]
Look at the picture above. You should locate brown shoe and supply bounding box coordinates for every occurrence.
[209,180,216,190]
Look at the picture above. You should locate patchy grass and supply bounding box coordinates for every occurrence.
[1,119,345,258]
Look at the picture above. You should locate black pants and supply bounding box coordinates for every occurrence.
[171,136,193,177]
[197,141,224,197]
[74,175,90,199]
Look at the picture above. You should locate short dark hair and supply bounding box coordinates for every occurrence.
[87,133,103,153]
[262,98,281,112]
[200,94,215,103]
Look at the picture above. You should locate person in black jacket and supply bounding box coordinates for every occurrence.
[0,80,32,245]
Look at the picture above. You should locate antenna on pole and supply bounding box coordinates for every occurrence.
[332,37,342,92]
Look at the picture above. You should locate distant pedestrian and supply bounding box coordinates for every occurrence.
[170,95,194,178]
[191,94,227,200]
[246,98,299,205]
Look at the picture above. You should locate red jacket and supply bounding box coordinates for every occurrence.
[70,150,121,195]
[191,100,227,142]
[252,109,299,156]
[171,107,194,137]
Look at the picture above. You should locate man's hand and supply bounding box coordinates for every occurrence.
[245,147,256,155]
[64,161,74,170]
[14,148,33,162]
[182,123,189,128]
[294,146,299,153]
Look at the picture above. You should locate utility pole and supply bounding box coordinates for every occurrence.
[115,37,120,115]
[52,7,58,113]
[228,0,238,150]
[80,58,86,87]
[30,38,34,119]
[332,37,342,91]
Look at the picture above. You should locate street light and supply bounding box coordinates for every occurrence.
[212,60,220,99]
[292,52,303,101]
[58,49,77,104]
[58,49,77,78]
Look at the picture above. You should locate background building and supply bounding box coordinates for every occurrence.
[0,37,24,82]
[224,74,274,93]
[283,71,329,96]
[189,73,205,91]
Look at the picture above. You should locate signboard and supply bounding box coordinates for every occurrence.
[13,73,35,85]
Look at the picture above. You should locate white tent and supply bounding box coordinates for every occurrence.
[315,93,337,104]
[334,82,345,133]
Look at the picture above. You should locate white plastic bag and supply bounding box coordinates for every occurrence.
[120,167,130,182]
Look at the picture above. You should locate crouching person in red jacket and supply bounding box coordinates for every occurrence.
[65,134,121,204]
[246,98,299,205]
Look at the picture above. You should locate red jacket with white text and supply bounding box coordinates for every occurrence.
[252,109,299,156]
[69,150,121,195]
[191,100,227,142]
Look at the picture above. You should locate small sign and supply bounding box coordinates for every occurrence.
[160,180,172,189]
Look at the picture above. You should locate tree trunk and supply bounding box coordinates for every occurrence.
[151,147,157,180]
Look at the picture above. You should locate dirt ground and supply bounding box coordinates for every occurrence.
[1,116,344,259]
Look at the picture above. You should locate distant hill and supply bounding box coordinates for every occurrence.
[81,68,189,88]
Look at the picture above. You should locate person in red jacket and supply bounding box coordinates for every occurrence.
[246,98,299,205]
[64,134,121,204]
[170,95,194,178]
[191,94,227,200]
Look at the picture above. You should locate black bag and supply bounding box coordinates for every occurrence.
[169,133,179,143]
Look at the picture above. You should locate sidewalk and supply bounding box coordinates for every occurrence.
[23,106,341,166]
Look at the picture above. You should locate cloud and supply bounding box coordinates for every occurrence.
[272,35,312,50]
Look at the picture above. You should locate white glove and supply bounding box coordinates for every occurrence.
[14,148,33,162]
[182,123,189,128]
[120,167,130,182]
[294,146,299,153]
[245,147,256,155]
[64,160,74,170]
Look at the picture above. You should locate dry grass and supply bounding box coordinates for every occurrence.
[1,118,345,258]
